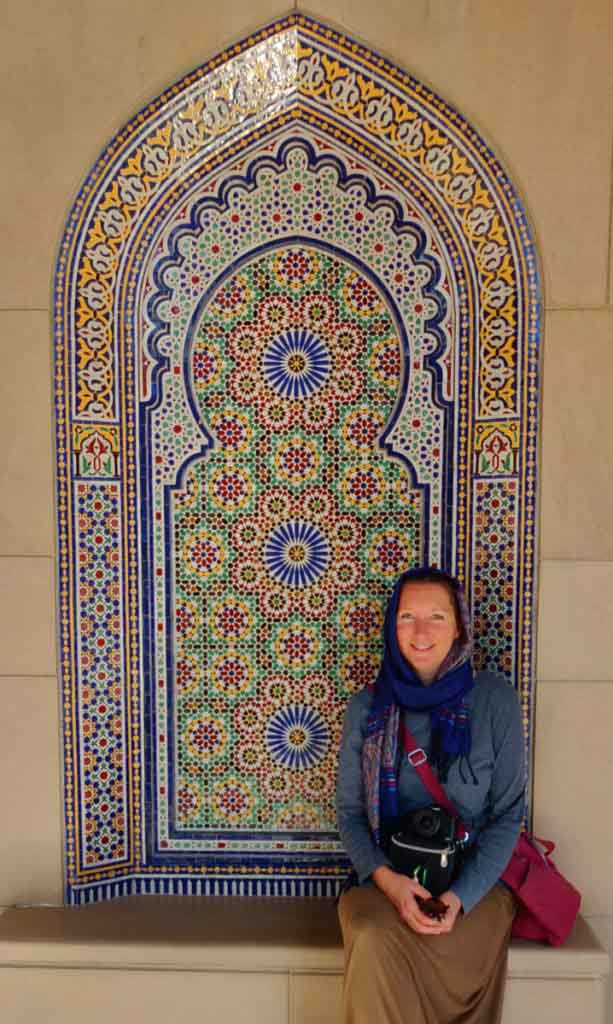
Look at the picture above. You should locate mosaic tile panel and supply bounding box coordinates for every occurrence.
[74,482,130,868]
[472,479,518,679]
[158,243,425,849]
[54,15,541,902]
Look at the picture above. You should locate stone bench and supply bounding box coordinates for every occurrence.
[0,898,609,1023]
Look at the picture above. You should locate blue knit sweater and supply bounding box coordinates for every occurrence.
[335,670,525,914]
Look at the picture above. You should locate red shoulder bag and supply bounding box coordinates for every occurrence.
[401,723,581,946]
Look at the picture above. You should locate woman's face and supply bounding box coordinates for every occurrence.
[396,580,460,684]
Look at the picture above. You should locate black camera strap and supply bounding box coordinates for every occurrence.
[400,722,469,840]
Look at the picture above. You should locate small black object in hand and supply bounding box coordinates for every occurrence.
[416,896,448,921]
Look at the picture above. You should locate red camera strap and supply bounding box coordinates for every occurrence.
[400,721,469,838]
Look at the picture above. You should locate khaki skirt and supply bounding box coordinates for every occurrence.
[338,883,516,1024]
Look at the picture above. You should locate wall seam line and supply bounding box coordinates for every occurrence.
[545,304,613,313]
[0,554,54,559]
[540,558,613,565]
[537,679,613,685]
[0,675,57,679]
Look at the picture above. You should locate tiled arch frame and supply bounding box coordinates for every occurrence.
[54,15,541,903]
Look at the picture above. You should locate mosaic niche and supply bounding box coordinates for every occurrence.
[55,16,541,903]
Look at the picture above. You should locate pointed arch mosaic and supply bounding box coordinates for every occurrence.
[54,15,541,903]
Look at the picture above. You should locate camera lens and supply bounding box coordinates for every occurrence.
[412,808,440,837]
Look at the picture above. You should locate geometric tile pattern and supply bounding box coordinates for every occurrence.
[54,15,541,902]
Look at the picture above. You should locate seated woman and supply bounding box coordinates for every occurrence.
[336,567,525,1024]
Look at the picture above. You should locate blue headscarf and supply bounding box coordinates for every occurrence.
[362,568,475,845]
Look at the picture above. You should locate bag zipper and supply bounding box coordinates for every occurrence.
[391,837,455,865]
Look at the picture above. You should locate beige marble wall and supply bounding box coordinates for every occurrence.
[0,1,611,999]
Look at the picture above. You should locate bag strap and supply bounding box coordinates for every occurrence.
[533,836,555,857]
[400,721,470,838]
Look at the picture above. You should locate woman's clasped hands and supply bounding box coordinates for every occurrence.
[372,865,462,935]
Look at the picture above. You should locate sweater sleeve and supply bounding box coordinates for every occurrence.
[335,691,391,882]
[449,680,525,914]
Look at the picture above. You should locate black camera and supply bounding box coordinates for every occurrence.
[388,804,460,896]
[405,805,456,846]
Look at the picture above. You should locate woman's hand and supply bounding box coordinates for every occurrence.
[372,866,439,933]
[434,890,463,933]
[372,867,463,935]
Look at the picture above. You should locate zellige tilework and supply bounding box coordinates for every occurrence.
[54,15,541,903]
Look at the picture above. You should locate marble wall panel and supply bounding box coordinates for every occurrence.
[0,968,287,1024]
[537,562,613,682]
[290,974,342,1024]
[0,312,54,555]
[541,310,613,561]
[585,915,613,1024]
[533,680,613,915]
[0,558,56,677]
[0,677,62,906]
